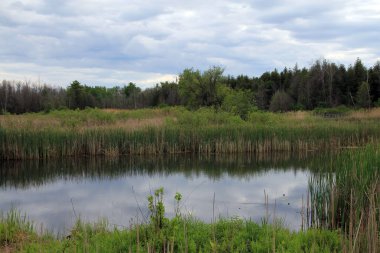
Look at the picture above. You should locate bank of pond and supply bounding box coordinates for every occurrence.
[1,107,380,159]
[1,210,344,253]
[0,108,379,252]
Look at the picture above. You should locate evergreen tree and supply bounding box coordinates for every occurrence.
[356,82,371,108]
[67,80,85,109]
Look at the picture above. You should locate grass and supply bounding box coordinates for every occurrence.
[1,107,380,159]
[308,144,380,252]
[0,205,343,252]
[0,107,171,131]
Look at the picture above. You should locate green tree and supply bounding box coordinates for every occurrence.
[255,80,273,110]
[288,66,310,109]
[368,62,380,103]
[269,90,294,112]
[178,66,224,109]
[222,89,254,120]
[235,75,254,90]
[202,66,224,107]
[270,69,281,90]
[356,82,371,108]
[67,80,84,109]
[158,81,180,106]
[346,58,367,106]
[123,82,141,109]
[178,68,202,109]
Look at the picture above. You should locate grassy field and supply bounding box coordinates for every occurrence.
[1,107,380,159]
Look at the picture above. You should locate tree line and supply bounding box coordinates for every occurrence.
[1,58,379,117]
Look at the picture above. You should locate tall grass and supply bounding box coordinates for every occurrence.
[0,206,343,252]
[1,107,380,159]
[1,124,379,159]
[308,145,380,252]
[0,210,37,252]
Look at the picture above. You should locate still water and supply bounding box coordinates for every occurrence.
[0,153,326,234]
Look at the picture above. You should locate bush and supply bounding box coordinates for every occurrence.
[222,89,255,120]
[269,91,294,112]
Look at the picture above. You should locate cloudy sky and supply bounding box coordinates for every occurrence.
[0,0,379,88]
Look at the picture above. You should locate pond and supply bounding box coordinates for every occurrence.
[0,153,329,235]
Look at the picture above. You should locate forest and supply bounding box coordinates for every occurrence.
[1,58,380,117]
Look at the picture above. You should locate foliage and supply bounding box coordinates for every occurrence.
[0,201,344,252]
[356,82,371,108]
[148,187,167,231]
[221,88,255,120]
[1,58,380,114]
[178,68,202,109]
[178,66,224,109]
[67,80,85,109]
[174,192,182,217]
[269,90,295,112]
[123,82,141,109]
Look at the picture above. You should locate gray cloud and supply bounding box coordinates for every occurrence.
[0,0,379,88]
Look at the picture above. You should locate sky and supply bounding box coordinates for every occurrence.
[0,0,379,89]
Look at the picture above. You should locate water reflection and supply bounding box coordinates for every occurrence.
[0,153,331,234]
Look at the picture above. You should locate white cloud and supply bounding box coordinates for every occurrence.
[0,62,177,89]
[0,0,379,88]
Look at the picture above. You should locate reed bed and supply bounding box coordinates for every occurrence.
[308,145,380,252]
[1,124,380,160]
[2,107,380,159]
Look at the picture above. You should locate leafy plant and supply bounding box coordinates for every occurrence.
[148,187,167,230]
[174,192,182,217]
